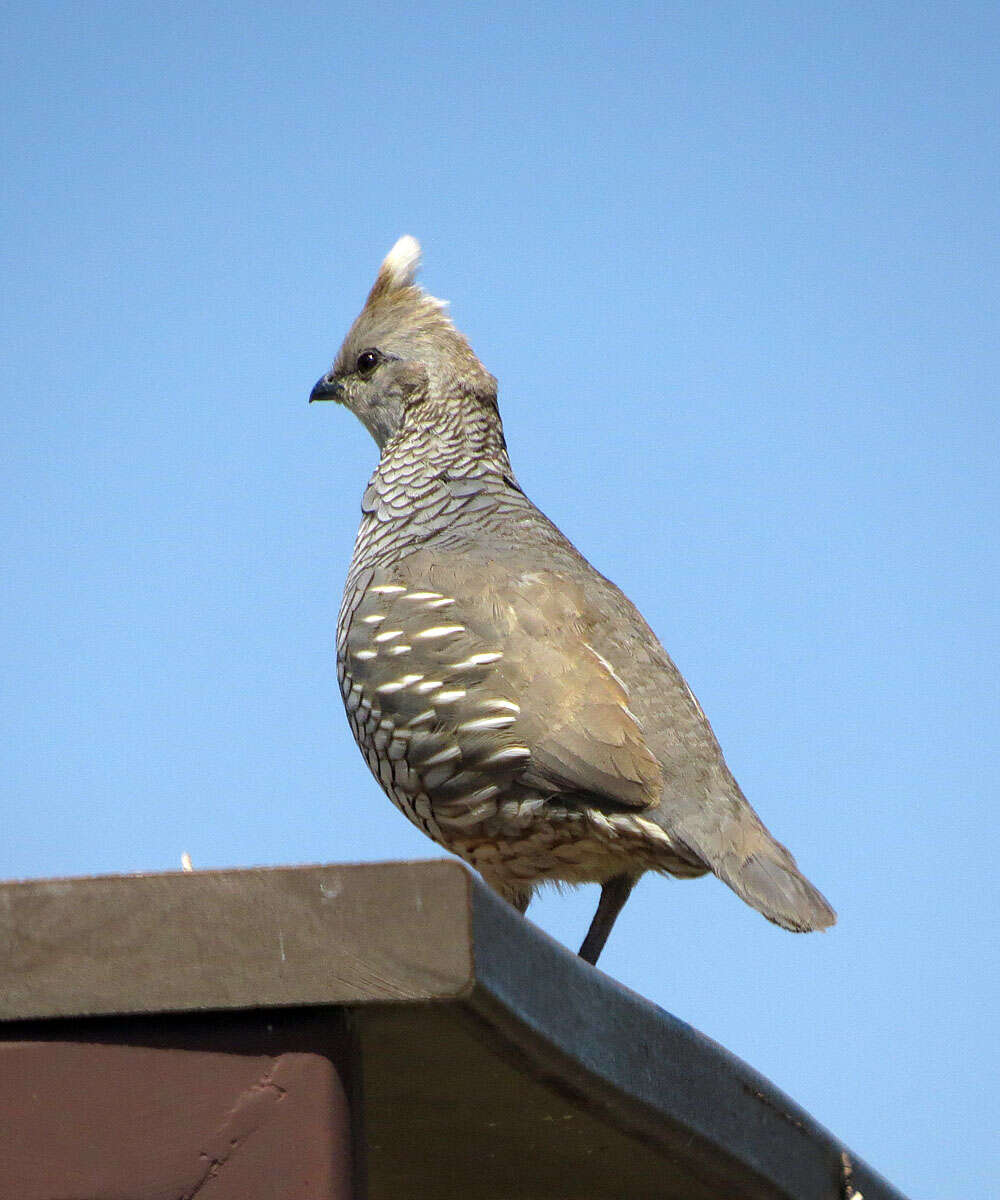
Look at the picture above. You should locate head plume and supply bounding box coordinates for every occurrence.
[368,234,422,298]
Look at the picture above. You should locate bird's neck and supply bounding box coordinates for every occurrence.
[343,395,521,606]
[378,393,513,482]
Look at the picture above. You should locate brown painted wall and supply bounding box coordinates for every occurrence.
[0,1014,354,1199]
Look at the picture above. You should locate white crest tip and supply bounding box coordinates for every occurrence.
[382,235,422,288]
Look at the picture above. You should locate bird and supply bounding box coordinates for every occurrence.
[310,236,835,965]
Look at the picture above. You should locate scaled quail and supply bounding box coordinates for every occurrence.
[311,237,835,965]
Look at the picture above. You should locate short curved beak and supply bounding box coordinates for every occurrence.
[309,373,344,403]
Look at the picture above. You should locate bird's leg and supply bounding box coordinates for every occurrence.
[578,874,637,965]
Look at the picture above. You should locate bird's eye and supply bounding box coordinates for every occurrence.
[356,349,379,376]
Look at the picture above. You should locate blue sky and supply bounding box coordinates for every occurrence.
[2,4,997,1196]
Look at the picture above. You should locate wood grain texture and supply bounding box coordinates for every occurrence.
[0,860,473,1020]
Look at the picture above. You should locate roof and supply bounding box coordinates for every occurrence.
[0,858,906,1199]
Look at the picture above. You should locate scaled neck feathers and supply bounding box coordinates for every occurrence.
[380,390,514,482]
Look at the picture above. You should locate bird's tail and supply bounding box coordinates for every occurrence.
[680,810,836,932]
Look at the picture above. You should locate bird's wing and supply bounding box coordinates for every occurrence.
[500,569,664,810]
[371,554,664,811]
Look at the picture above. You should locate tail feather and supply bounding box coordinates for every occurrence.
[714,845,836,932]
[679,809,837,932]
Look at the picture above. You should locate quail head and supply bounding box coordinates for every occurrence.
[311,237,835,965]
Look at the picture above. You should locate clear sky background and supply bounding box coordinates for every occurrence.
[2,4,997,1196]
